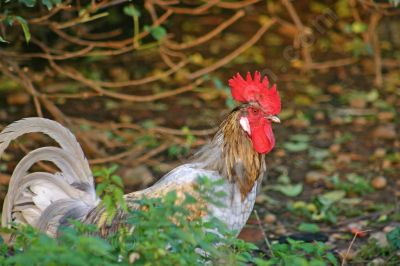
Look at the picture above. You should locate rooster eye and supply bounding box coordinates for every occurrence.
[252,108,259,114]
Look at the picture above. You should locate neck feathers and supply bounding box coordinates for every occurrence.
[192,110,266,199]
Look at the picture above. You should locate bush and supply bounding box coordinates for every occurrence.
[0,176,258,266]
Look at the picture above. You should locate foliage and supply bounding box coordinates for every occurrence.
[110,180,257,265]
[267,170,303,197]
[0,173,341,265]
[0,176,256,265]
[0,224,117,266]
[93,164,128,224]
[256,239,338,266]
[353,234,400,265]
[284,134,310,153]
[298,223,321,234]
[387,226,400,250]
[289,190,347,223]
[329,174,373,195]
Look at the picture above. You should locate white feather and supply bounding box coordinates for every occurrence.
[21,207,41,226]
[0,118,98,234]
[31,182,70,211]
[239,117,251,135]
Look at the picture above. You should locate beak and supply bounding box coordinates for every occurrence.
[266,115,281,123]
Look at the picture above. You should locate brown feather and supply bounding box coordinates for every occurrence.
[220,109,265,199]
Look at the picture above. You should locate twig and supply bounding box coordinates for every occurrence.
[280,0,313,70]
[29,1,70,24]
[254,210,275,257]
[349,0,370,43]
[135,143,170,165]
[160,0,219,15]
[217,0,261,9]
[0,61,43,117]
[89,146,145,165]
[0,43,95,61]
[50,59,204,102]
[187,18,276,79]
[96,60,187,88]
[309,58,357,69]
[369,12,383,88]
[337,208,395,227]
[341,230,371,266]
[165,10,245,50]
[72,117,217,137]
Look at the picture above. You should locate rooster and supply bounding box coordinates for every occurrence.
[0,71,281,238]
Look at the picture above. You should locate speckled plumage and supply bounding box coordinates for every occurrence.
[84,109,267,235]
[0,108,268,237]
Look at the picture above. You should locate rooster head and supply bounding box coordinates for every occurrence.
[229,71,281,154]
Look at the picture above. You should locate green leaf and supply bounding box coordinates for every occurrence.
[270,183,303,197]
[111,175,123,188]
[41,0,52,9]
[318,190,345,206]
[150,26,167,41]
[326,253,339,266]
[96,183,106,195]
[351,22,368,33]
[284,142,309,152]
[19,0,36,7]
[298,223,320,233]
[366,89,379,102]
[15,16,31,43]
[387,227,400,250]
[107,164,119,175]
[140,119,156,129]
[123,5,141,17]
[309,259,327,266]
[0,35,9,43]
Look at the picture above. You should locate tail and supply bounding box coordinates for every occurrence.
[0,118,99,236]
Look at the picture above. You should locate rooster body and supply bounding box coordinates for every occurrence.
[0,72,280,238]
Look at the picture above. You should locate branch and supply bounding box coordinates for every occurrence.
[280,0,313,70]
[49,59,204,102]
[164,10,245,50]
[187,18,276,79]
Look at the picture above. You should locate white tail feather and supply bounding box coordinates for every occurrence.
[0,118,98,236]
[0,118,92,183]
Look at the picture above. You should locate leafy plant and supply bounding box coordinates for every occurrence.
[1,0,64,43]
[289,190,346,223]
[93,164,127,224]
[387,226,400,250]
[298,223,321,233]
[266,169,303,197]
[0,176,259,265]
[256,239,338,266]
[353,235,400,265]
[329,174,373,195]
[168,127,196,159]
[284,134,310,153]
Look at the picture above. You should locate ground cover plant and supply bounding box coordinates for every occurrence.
[0,174,340,265]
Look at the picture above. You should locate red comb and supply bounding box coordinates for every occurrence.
[228,71,281,114]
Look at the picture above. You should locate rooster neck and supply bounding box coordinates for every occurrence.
[192,110,266,199]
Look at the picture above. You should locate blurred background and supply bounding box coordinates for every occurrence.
[0,0,399,262]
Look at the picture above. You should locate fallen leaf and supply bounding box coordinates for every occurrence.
[270,183,303,197]
[372,125,396,140]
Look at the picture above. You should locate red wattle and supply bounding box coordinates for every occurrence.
[250,121,275,154]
